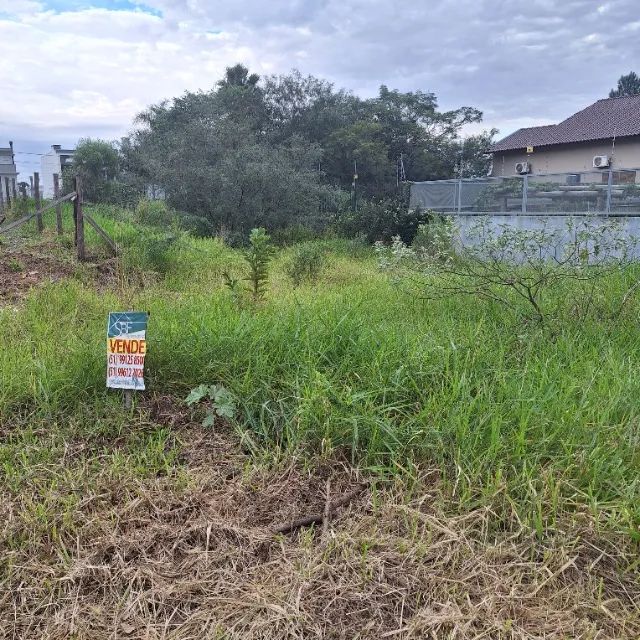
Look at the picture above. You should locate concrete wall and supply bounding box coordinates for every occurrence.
[451,213,640,260]
[492,137,640,179]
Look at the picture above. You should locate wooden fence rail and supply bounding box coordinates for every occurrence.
[0,178,118,260]
[0,191,76,234]
[85,214,118,255]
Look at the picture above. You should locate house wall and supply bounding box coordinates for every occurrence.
[0,150,18,206]
[491,137,640,180]
[40,152,62,199]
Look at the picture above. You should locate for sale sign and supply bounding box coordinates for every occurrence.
[107,312,148,390]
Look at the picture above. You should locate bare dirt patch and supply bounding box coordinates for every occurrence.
[0,247,75,303]
[2,397,639,639]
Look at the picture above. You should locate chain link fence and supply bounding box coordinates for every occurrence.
[410,168,640,215]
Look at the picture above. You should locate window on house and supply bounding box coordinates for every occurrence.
[602,170,637,184]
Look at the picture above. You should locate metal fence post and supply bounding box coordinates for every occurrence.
[605,168,613,214]
[457,179,462,214]
[521,174,528,214]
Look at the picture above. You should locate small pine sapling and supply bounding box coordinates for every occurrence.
[244,228,275,304]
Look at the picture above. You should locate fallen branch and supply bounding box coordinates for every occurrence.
[273,486,364,536]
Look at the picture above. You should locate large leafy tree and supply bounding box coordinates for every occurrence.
[121,64,490,235]
[124,66,333,237]
[609,72,640,98]
[270,81,486,197]
[69,138,120,201]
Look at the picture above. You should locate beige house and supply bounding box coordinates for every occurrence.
[491,95,640,183]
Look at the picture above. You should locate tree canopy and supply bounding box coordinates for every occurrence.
[609,71,640,98]
[120,64,494,236]
[67,138,120,202]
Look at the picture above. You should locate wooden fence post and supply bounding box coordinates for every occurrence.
[34,172,43,232]
[53,173,63,235]
[4,177,11,208]
[29,176,33,198]
[11,178,16,200]
[74,175,86,261]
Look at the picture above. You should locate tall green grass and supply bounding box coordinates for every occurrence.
[1,208,640,537]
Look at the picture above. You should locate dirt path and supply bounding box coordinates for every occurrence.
[0,242,75,304]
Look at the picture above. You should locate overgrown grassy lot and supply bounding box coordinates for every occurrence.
[1,206,639,638]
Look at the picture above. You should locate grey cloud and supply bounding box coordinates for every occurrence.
[2,0,639,177]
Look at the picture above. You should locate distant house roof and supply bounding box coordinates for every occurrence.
[48,145,75,155]
[491,95,640,152]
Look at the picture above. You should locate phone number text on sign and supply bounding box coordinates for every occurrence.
[107,312,149,390]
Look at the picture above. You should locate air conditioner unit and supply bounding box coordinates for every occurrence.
[515,161,531,175]
[593,155,610,169]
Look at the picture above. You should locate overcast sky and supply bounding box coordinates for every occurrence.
[0,0,637,177]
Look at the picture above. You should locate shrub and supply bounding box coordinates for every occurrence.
[334,194,433,244]
[377,215,638,323]
[270,224,318,247]
[134,199,175,227]
[411,215,454,258]
[179,214,216,238]
[284,242,327,286]
[121,228,183,276]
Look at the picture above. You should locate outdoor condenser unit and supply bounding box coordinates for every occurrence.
[515,161,531,175]
[593,155,610,169]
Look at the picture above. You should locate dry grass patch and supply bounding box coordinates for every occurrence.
[1,397,638,639]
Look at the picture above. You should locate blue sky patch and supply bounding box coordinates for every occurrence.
[42,0,162,17]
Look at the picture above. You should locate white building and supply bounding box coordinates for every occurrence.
[41,144,75,198]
